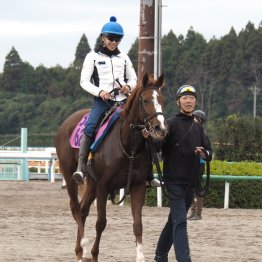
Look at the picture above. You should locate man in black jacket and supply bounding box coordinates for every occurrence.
[154,85,212,262]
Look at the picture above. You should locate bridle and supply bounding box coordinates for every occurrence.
[138,87,165,131]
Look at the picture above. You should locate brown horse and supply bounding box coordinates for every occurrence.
[55,73,167,262]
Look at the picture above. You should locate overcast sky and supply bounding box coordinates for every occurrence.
[1,0,262,72]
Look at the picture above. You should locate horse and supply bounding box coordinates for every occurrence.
[55,73,167,262]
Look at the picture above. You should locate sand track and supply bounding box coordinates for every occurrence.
[0,181,261,262]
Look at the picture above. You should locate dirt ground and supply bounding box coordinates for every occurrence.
[0,181,261,262]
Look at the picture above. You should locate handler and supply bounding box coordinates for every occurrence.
[154,85,212,262]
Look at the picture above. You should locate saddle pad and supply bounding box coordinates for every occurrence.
[69,108,122,151]
[69,114,89,148]
[90,111,120,152]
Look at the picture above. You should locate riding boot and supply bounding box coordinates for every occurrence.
[190,195,203,220]
[187,195,196,219]
[72,134,91,184]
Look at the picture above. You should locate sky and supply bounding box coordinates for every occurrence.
[0,0,262,73]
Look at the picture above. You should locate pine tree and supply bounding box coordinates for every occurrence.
[73,34,91,70]
[1,47,24,91]
[128,38,139,74]
[4,46,23,69]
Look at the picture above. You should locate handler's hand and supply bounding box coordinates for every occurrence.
[195,147,205,158]
[142,128,150,139]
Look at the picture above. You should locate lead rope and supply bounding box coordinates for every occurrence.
[195,149,211,197]
[148,137,211,200]
[147,137,176,200]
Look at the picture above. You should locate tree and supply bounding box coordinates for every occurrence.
[175,28,208,109]
[128,38,139,74]
[73,34,91,70]
[94,35,102,51]
[0,47,24,92]
[211,115,262,161]
[34,65,52,95]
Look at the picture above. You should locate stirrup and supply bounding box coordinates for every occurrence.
[72,171,84,184]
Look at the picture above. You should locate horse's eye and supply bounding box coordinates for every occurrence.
[143,99,148,104]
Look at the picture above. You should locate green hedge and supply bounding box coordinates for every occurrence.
[145,160,262,208]
[210,160,262,176]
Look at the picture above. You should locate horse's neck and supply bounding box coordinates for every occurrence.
[119,109,144,153]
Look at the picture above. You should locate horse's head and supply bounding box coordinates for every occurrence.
[138,73,167,140]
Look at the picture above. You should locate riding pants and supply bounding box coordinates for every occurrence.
[84,97,118,138]
[155,184,193,262]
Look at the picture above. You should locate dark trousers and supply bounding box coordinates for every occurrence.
[84,97,117,138]
[155,184,193,262]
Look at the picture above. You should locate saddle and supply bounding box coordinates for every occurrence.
[69,104,123,152]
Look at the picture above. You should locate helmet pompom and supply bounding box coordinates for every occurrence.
[110,16,117,22]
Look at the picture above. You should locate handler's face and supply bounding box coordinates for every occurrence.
[179,95,196,115]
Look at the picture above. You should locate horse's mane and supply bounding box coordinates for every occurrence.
[121,84,142,118]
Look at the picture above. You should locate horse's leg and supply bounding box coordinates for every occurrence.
[79,178,97,261]
[130,184,146,262]
[91,187,108,262]
[65,174,86,261]
[58,150,86,261]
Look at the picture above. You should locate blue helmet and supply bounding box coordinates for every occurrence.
[101,16,124,36]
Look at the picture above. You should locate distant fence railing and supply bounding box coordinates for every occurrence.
[152,175,262,209]
[203,174,262,209]
[132,174,262,209]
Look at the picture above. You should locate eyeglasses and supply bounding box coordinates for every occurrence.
[105,34,122,43]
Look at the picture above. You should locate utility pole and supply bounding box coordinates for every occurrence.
[138,0,162,81]
[248,86,261,117]
[138,0,155,80]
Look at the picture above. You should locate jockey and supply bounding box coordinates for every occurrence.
[72,16,160,187]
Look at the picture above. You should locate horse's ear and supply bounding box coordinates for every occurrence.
[156,73,165,88]
[142,73,149,88]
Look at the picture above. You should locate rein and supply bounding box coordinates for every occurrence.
[147,137,211,200]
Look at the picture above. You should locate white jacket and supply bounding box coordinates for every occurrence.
[80,50,137,101]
